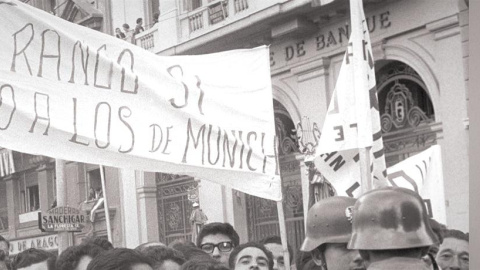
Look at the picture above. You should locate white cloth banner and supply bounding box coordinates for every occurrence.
[0,1,281,201]
[387,145,447,224]
[309,0,387,195]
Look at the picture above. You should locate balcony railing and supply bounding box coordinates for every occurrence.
[234,0,248,13]
[135,0,311,53]
[134,25,160,53]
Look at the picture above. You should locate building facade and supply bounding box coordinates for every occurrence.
[135,0,470,250]
[1,0,470,257]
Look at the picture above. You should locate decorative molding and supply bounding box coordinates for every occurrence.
[426,15,459,33]
[425,15,460,41]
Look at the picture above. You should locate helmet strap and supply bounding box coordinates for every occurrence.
[311,248,327,270]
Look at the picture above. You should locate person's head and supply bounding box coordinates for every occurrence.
[228,242,273,270]
[0,235,9,259]
[56,243,105,270]
[122,23,130,31]
[197,222,239,267]
[135,242,166,254]
[260,236,292,270]
[136,18,143,25]
[301,196,364,270]
[12,248,56,270]
[115,28,122,34]
[138,246,185,270]
[181,258,229,270]
[435,229,469,270]
[170,242,211,261]
[82,236,114,251]
[86,248,153,270]
[348,187,438,266]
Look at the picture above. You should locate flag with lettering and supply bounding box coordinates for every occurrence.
[387,145,446,223]
[0,1,281,201]
[308,0,388,197]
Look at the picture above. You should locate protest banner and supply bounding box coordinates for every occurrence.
[0,1,281,201]
[387,145,447,224]
[308,0,388,197]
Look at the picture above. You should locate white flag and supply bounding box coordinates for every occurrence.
[387,145,447,224]
[309,0,387,196]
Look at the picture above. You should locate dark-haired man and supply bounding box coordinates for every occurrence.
[197,222,239,267]
[435,229,469,270]
[11,248,56,270]
[56,243,105,270]
[138,246,185,270]
[86,248,152,270]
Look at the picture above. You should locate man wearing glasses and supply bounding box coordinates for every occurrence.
[196,222,240,267]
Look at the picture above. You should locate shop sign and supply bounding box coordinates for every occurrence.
[38,206,87,232]
[8,235,58,256]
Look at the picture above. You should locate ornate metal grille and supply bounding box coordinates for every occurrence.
[377,61,440,166]
[156,173,196,245]
[245,100,304,252]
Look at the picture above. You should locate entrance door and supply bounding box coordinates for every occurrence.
[245,100,305,252]
[156,173,196,245]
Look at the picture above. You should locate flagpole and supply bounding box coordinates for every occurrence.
[274,137,291,270]
[276,201,291,270]
[350,0,373,193]
[99,165,113,243]
[56,159,69,253]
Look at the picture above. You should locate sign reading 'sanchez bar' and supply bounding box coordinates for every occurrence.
[38,206,87,232]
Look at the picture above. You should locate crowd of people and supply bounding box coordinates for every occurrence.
[0,187,469,270]
[114,13,159,44]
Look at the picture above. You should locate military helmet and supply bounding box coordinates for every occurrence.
[301,196,356,252]
[348,186,439,250]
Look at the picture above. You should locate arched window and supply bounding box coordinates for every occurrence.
[376,61,440,166]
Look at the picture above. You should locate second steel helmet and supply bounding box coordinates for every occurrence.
[300,196,356,252]
[348,186,439,250]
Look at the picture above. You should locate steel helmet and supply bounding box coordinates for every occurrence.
[301,196,356,252]
[348,186,439,250]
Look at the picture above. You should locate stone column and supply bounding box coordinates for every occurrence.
[136,171,159,244]
[5,175,19,239]
[119,169,140,248]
